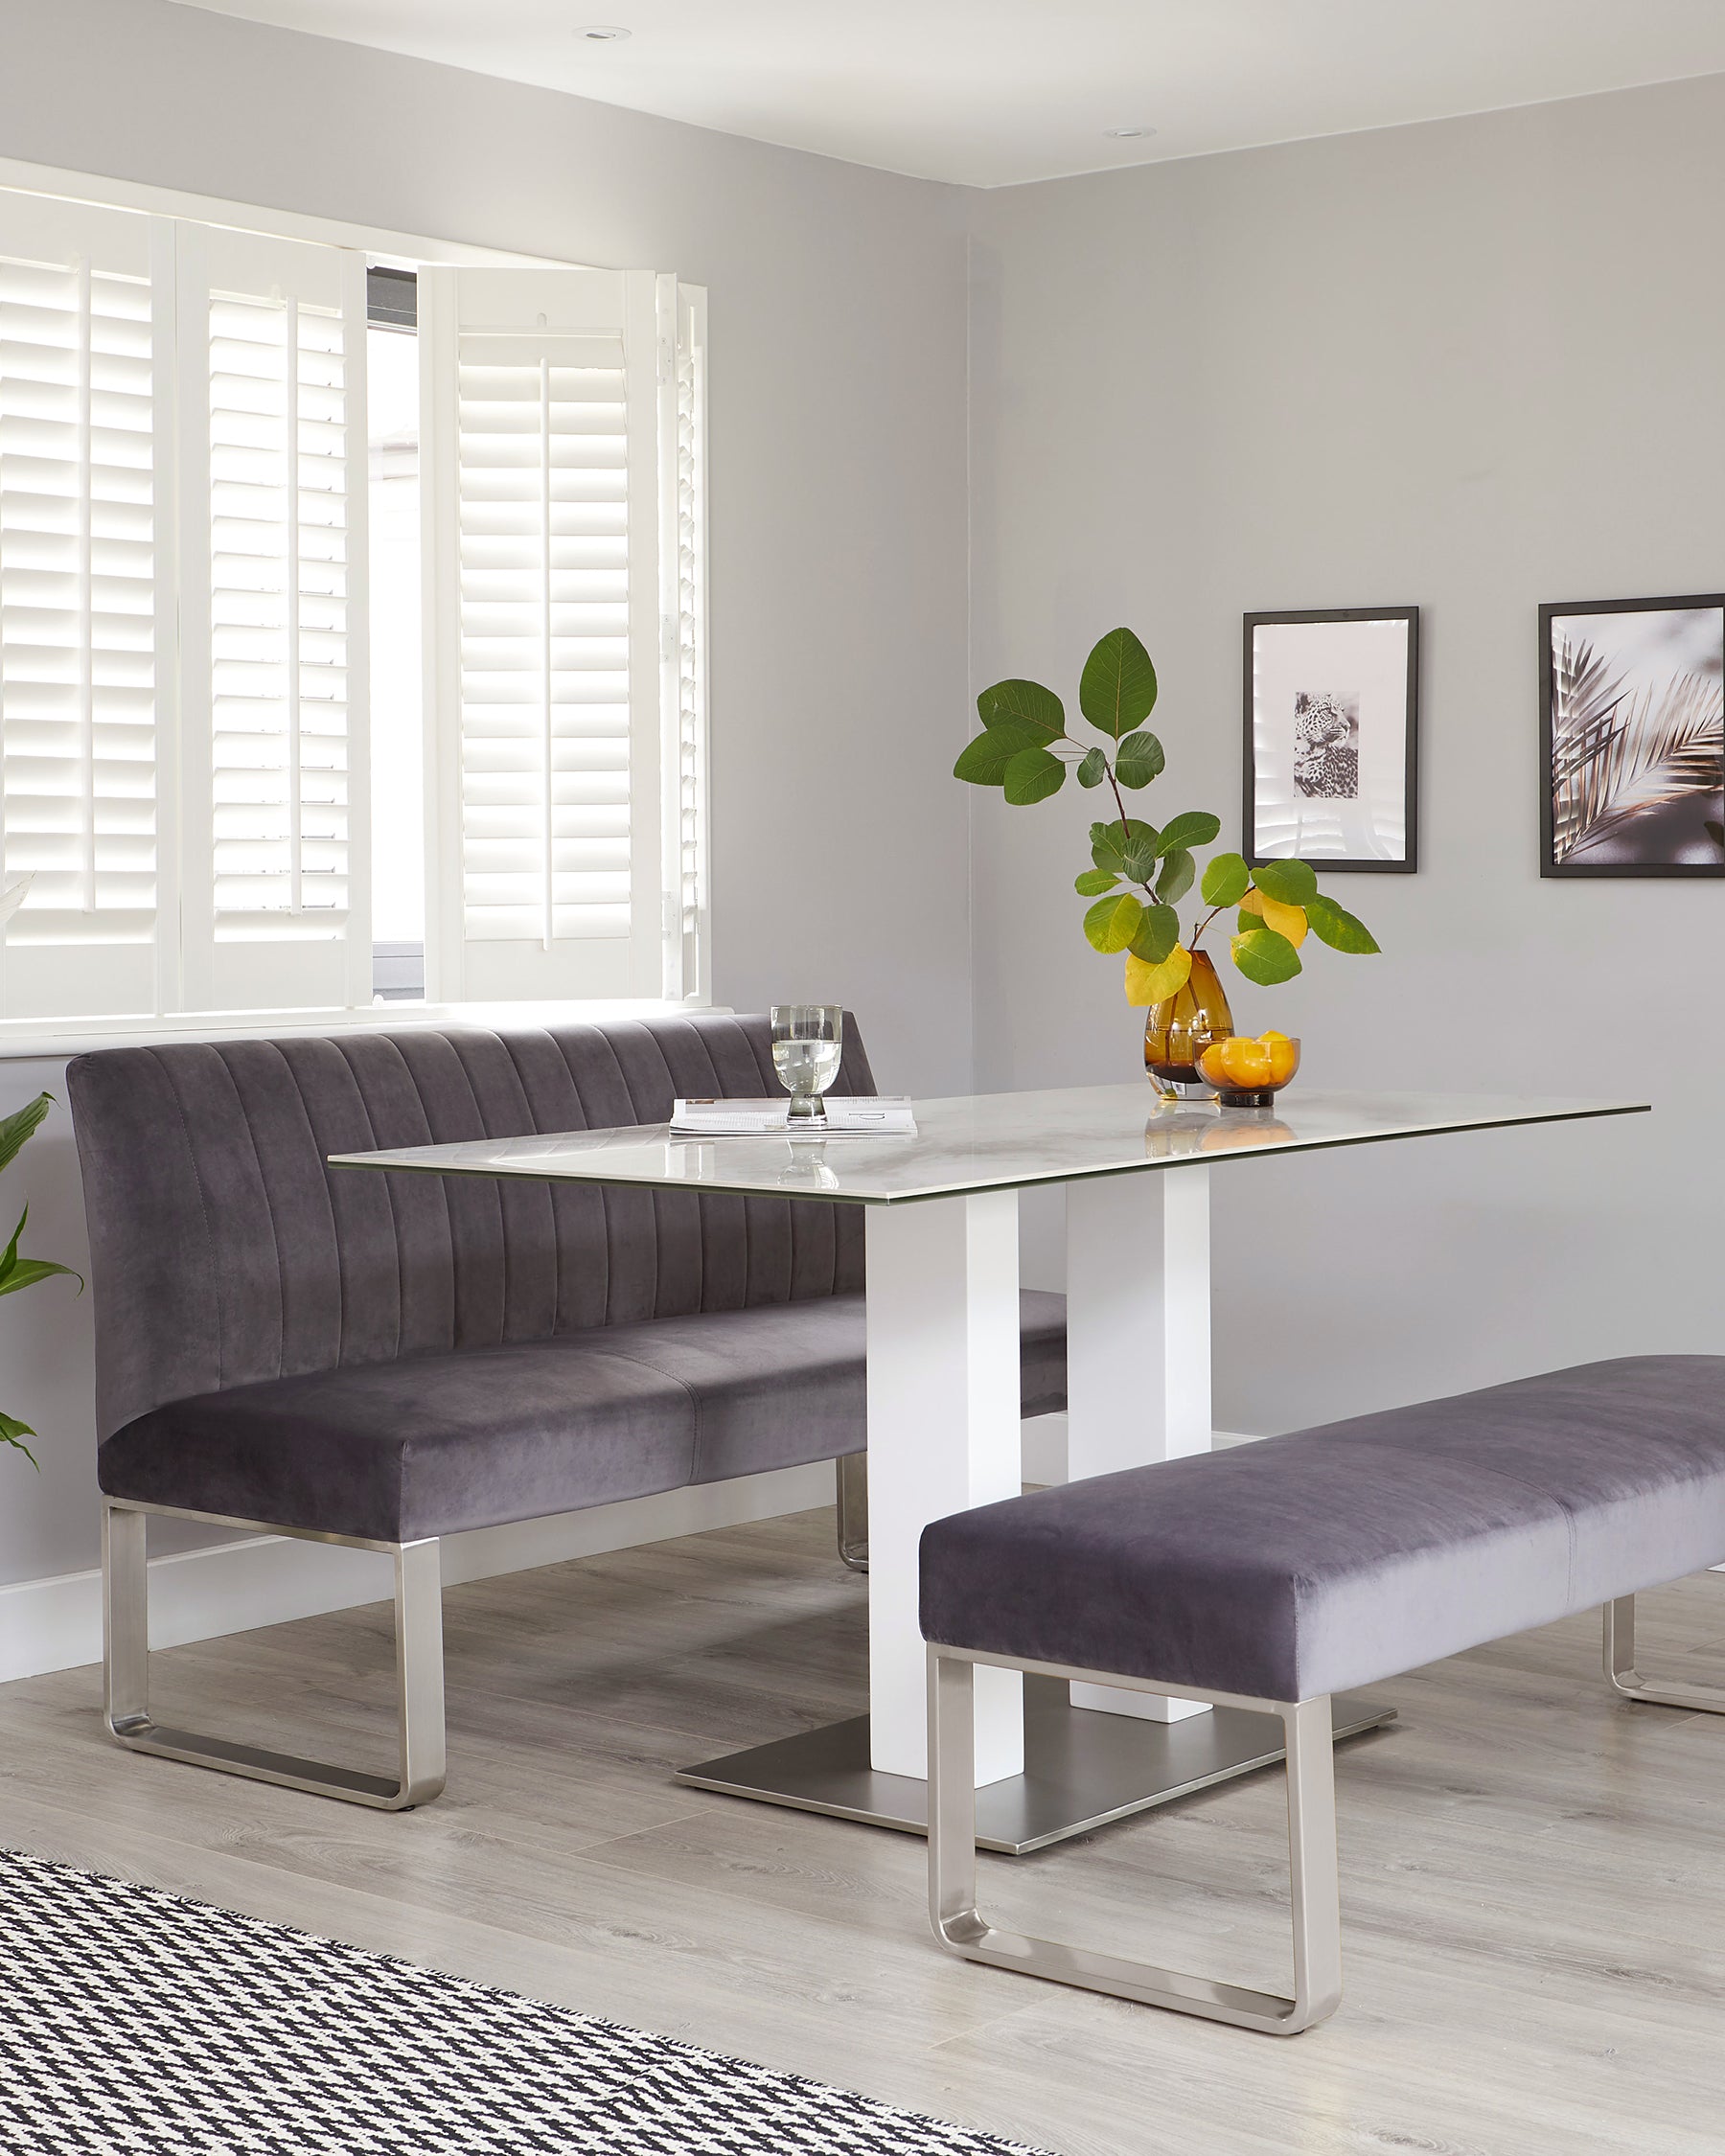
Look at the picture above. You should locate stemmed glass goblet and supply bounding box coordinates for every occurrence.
[770,1005,843,1128]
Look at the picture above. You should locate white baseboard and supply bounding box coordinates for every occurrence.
[0,1461,834,1686]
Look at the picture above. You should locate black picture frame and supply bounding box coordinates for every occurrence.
[1540,592,1725,879]
[1242,607,1419,874]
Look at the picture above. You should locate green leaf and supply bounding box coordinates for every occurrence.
[1090,817,1158,875]
[1155,848,1195,904]
[1075,746,1109,789]
[0,1411,38,1470]
[1129,903,1181,965]
[0,1206,82,1300]
[953,722,1044,786]
[1083,892,1145,954]
[1230,926,1303,985]
[0,1092,51,1179]
[1305,892,1381,954]
[0,1258,80,1298]
[1074,867,1119,896]
[1252,857,1318,906]
[1156,811,1222,855]
[977,678,1065,743]
[1002,745,1066,806]
[1201,852,1251,907]
[1114,731,1165,790]
[1078,629,1158,741]
[1121,836,1161,883]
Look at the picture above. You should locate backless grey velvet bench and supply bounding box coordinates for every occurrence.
[68,1011,1069,1810]
[920,1353,1725,2035]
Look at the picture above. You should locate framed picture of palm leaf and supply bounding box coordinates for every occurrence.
[1542,595,1725,877]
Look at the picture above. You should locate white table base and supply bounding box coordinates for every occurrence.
[1066,1169,1212,1724]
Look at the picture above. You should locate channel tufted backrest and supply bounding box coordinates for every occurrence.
[69,1011,876,1440]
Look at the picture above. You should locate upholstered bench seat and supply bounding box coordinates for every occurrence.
[103,1289,1070,1545]
[920,1354,1725,2036]
[923,1355,1725,1704]
[70,1011,1069,1813]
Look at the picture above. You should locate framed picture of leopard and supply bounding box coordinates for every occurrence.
[1243,607,1419,873]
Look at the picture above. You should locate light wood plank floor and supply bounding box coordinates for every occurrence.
[2,1504,1722,2155]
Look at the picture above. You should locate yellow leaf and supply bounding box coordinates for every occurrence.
[1238,888,1265,917]
[1124,945,1192,1007]
[1259,895,1308,947]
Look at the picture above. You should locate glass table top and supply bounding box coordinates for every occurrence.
[329,1085,1648,1206]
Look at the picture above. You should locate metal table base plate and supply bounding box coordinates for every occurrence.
[677,1677,1396,1854]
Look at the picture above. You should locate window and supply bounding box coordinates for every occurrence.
[0,180,708,1025]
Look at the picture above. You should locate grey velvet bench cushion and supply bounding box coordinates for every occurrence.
[67,1010,1068,1809]
[919,1355,1725,2036]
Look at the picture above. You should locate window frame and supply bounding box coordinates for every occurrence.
[0,156,710,1044]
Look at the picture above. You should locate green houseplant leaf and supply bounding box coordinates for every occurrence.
[1083,892,1145,953]
[1200,852,1251,907]
[1090,817,1158,875]
[1305,892,1382,954]
[0,1093,52,1178]
[953,722,1045,786]
[1231,926,1303,985]
[1073,867,1119,896]
[1155,848,1195,904]
[1156,811,1222,856]
[1078,629,1158,742]
[978,678,1065,743]
[1129,903,1181,965]
[1075,746,1109,788]
[1002,745,1066,805]
[1114,731,1164,790]
[1251,857,1318,906]
[0,1205,82,1299]
[0,1411,38,1468]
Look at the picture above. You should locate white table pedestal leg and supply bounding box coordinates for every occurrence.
[1066,1165,1212,1723]
[865,1192,1024,1785]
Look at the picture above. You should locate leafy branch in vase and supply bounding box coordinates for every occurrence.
[954,627,1380,1005]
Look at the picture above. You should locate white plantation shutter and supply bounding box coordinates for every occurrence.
[0,195,170,1020]
[176,223,370,1012]
[422,266,665,1001]
[664,280,708,1002]
[0,179,704,1029]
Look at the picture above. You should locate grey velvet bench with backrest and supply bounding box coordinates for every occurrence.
[67,1010,1069,1812]
[919,1354,1725,2035]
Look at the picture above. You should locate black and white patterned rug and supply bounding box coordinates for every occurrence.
[0,1847,1049,2155]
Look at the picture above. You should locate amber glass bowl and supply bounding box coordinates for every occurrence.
[1197,1032,1300,1109]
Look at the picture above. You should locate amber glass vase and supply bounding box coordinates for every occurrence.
[1144,949,1234,1091]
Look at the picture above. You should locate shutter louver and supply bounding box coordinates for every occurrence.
[458,328,630,945]
[0,199,165,1019]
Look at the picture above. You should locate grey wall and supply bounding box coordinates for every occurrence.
[966,75,1725,1434]
[0,0,973,1587]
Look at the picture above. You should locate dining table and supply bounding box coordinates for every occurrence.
[332,1081,1646,1853]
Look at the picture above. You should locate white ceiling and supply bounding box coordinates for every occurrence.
[173,0,1725,189]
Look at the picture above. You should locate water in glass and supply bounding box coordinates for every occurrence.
[770,1005,843,1123]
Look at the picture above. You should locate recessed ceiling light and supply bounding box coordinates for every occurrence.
[577,24,631,39]
[1104,126,1156,141]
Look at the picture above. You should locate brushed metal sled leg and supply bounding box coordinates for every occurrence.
[836,1452,869,1572]
[927,1645,1343,2034]
[1605,1595,1725,1714]
[103,1501,447,1809]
